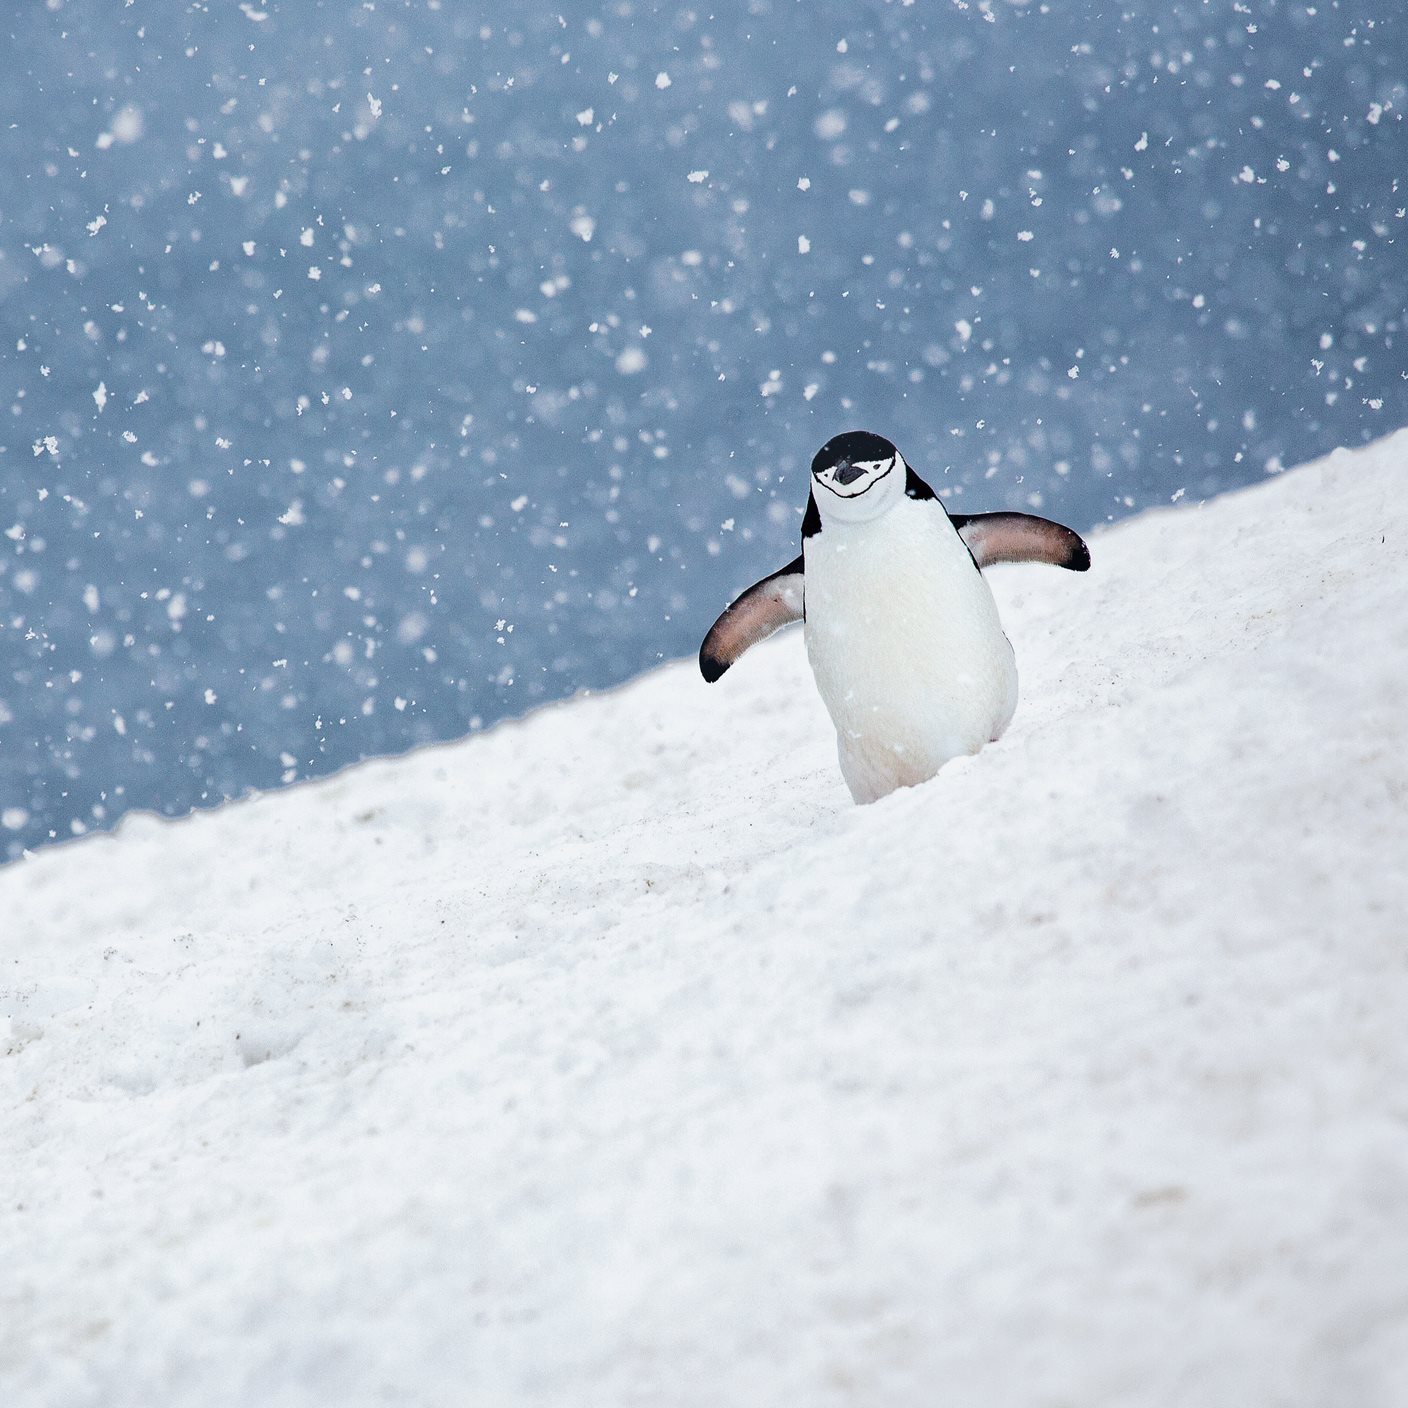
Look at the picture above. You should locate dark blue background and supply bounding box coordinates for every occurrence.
[2,0,1404,858]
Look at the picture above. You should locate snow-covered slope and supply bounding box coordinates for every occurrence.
[4,433,1407,1408]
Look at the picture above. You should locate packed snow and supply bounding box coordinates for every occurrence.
[3,432,1407,1406]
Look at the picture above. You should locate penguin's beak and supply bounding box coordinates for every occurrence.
[814,451,898,498]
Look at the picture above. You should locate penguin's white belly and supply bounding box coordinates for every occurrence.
[803,506,1017,803]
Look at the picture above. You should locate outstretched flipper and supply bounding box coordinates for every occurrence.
[951,512,1091,572]
[699,556,805,682]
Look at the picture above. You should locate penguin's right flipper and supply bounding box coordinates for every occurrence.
[699,556,805,682]
[951,512,1091,572]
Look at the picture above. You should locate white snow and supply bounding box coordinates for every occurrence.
[3,434,1408,1407]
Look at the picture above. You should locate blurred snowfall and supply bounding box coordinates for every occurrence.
[1,0,1404,858]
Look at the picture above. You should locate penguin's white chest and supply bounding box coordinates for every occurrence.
[802,503,1017,803]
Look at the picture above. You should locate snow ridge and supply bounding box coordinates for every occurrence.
[3,433,1407,1407]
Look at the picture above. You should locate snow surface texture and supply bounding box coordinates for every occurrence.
[3,434,1407,1407]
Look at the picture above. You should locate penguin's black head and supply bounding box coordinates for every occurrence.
[811,430,901,499]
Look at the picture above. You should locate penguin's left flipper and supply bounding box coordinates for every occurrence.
[951,512,1091,572]
[699,556,805,682]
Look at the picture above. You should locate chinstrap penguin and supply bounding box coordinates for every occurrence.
[699,430,1090,803]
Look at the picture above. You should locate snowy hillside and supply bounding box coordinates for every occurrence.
[3,433,1407,1407]
[7,0,1408,861]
